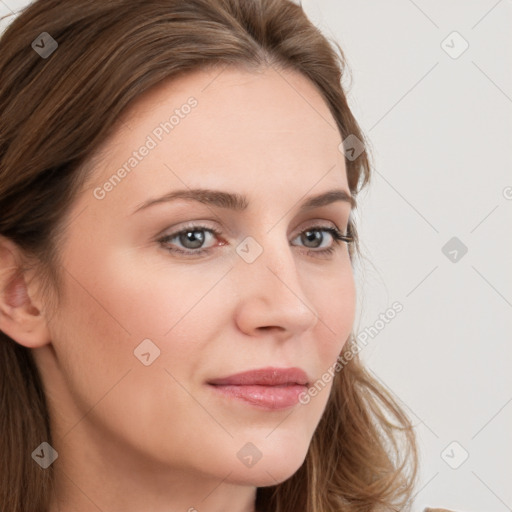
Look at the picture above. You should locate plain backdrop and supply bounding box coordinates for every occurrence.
[1,1,511,511]
[300,2,512,511]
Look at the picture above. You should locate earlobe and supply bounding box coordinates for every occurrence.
[0,238,51,349]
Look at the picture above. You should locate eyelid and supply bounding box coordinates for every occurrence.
[299,218,341,232]
[157,218,348,240]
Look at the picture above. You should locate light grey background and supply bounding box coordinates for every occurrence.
[299,1,511,511]
[2,0,511,511]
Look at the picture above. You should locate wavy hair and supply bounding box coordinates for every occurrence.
[0,0,419,510]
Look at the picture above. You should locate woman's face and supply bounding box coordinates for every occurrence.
[33,66,356,501]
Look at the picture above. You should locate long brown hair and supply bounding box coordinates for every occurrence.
[0,0,419,510]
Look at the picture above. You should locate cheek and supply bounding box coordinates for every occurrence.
[64,244,204,339]
[48,253,219,458]
[59,247,231,385]
[310,263,356,361]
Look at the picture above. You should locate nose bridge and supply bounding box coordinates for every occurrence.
[238,219,297,286]
[233,224,318,333]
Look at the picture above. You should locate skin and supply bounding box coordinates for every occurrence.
[0,65,356,512]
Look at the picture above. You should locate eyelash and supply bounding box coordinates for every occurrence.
[157,224,353,258]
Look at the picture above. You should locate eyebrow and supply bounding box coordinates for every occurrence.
[132,187,356,214]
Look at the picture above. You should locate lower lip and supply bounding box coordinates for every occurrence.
[208,384,306,410]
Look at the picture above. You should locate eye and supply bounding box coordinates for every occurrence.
[292,226,352,256]
[158,224,223,256]
[157,223,353,257]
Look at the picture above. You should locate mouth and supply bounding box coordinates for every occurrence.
[206,367,309,410]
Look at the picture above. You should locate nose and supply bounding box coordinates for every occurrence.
[232,234,319,339]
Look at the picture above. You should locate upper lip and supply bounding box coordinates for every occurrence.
[207,367,309,386]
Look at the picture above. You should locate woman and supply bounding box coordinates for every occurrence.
[0,0,420,510]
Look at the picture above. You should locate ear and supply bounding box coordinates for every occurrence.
[0,236,52,348]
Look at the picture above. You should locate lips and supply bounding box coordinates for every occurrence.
[207,367,309,387]
[207,367,309,410]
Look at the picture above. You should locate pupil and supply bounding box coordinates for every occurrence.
[182,230,204,249]
[304,230,321,248]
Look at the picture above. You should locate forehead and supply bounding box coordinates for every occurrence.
[80,66,348,215]
[121,64,339,133]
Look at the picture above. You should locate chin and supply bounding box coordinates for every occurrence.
[226,465,304,488]
[225,446,309,487]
